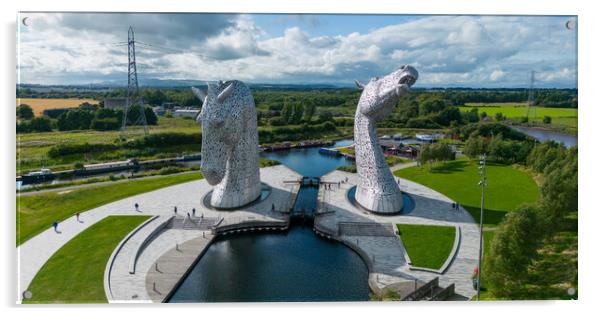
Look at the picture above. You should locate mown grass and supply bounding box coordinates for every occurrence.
[459,104,577,128]
[397,224,456,270]
[17,172,202,245]
[394,158,540,226]
[23,215,150,304]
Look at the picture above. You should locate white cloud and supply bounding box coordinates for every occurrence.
[490,70,505,81]
[17,14,577,88]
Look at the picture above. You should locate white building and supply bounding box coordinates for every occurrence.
[173,109,200,118]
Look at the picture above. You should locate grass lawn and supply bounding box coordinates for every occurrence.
[17,172,202,245]
[394,158,540,226]
[459,104,577,128]
[397,224,456,270]
[23,215,150,303]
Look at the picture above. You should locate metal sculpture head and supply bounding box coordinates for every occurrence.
[352,65,419,214]
[192,80,261,208]
[355,65,418,120]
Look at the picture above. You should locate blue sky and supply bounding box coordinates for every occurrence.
[17,13,577,88]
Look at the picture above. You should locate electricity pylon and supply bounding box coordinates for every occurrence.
[121,26,148,139]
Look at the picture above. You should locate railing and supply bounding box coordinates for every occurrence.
[402,277,439,301]
[429,283,455,301]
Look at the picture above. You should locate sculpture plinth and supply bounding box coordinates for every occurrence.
[353,65,418,214]
[192,80,261,209]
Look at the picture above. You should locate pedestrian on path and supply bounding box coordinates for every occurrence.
[187,212,191,219]
[451,202,456,210]
[174,206,178,215]
[135,203,139,212]
[192,208,196,217]
[75,212,80,222]
[52,220,59,233]
[456,203,460,211]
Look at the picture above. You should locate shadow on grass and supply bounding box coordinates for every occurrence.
[463,205,508,226]
[427,160,470,174]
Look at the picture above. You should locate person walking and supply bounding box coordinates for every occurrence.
[451,202,456,210]
[52,220,59,233]
[75,212,80,222]
[192,208,196,217]
[135,203,139,212]
[174,206,178,215]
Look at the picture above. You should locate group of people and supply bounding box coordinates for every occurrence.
[51,212,82,234]
[174,205,202,219]
[451,202,461,211]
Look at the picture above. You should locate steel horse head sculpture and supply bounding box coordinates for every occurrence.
[353,65,418,213]
[192,80,261,209]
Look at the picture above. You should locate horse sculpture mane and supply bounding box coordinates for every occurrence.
[353,65,418,213]
[192,80,261,209]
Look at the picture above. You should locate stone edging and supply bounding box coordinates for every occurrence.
[408,226,461,275]
[104,215,159,302]
[128,216,175,274]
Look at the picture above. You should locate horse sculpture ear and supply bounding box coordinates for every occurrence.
[354,80,365,90]
[191,87,206,101]
[217,83,235,103]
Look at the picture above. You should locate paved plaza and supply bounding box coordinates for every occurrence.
[316,170,480,299]
[17,165,301,302]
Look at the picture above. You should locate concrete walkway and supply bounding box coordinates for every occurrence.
[17,165,301,302]
[316,170,479,299]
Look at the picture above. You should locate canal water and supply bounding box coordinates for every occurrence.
[512,126,577,148]
[168,139,370,302]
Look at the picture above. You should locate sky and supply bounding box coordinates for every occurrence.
[17,13,578,88]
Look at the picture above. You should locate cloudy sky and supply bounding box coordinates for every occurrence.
[17,13,577,88]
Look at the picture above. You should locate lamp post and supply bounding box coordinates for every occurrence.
[476,154,487,301]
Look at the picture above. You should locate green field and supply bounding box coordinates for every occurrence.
[17,172,202,245]
[394,158,540,226]
[397,224,456,270]
[460,103,578,127]
[24,216,150,304]
[17,116,200,173]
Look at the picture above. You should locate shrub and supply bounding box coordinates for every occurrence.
[17,104,34,119]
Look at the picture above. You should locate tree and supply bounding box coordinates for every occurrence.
[281,101,293,123]
[543,116,552,124]
[57,109,94,131]
[495,112,506,121]
[317,110,334,123]
[418,143,454,171]
[435,106,462,126]
[463,108,480,123]
[303,103,316,123]
[29,116,52,132]
[291,103,304,124]
[17,104,34,119]
[485,205,544,297]
[463,133,489,158]
[419,97,446,115]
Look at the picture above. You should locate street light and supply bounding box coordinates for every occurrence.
[476,153,487,301]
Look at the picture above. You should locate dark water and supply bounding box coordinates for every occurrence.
[168,226,369,302]
[261,139,353,177]
[513,126,577,148]
[169,139,370,303]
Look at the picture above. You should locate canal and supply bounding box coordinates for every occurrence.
[168,139,370,302]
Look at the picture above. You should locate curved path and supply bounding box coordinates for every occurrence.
[317,170,479,299]
[17,165,301,302]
